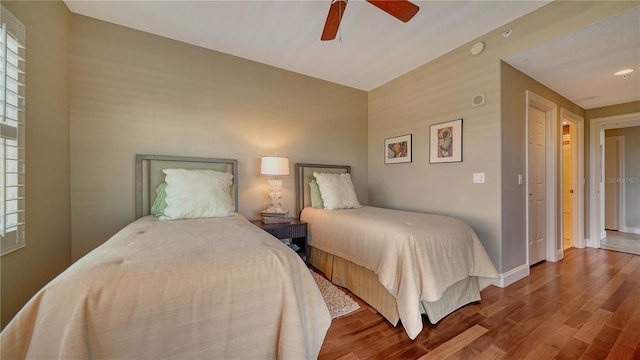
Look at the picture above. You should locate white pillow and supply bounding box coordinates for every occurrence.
[313,172,362,210]
[161,169,236,220]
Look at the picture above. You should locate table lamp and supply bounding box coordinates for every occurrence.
[260,156,290,214]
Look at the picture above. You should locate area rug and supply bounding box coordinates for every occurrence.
[311,271,360,319]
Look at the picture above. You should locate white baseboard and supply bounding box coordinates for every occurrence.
[556,249,564,261]
[586,237,599,248]
[621,226,640,235]
[496,263,529,288]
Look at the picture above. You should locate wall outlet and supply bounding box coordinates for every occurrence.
[473,173,485,183]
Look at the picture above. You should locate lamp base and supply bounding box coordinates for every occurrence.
[266,179,285,214]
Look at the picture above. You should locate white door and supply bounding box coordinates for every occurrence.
[604,136,620,230]
[528,106,546,265]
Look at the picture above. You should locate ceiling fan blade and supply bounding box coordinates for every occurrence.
[321,0,348,41]
[366,0,419,22]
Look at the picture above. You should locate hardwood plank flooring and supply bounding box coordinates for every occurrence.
[318,248,640,359]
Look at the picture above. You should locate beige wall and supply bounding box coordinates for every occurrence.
[70,15,368,260]
[368,32,503,268]
[1,1,71,329]
[586,102,640,120]
[500,62,584,271]
[368,1,635,274]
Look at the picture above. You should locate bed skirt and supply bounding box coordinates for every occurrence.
[309,246,481,327]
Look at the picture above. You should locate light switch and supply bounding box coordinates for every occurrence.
[473,173,485,183]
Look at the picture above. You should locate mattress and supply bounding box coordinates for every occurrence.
[1,215,331,359]
[301,206,499,339]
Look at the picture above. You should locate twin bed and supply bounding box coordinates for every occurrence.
[295,163,499,340]
[1,155,499,359]
[1,155,331,359]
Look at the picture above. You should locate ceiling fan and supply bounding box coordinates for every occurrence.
[321,0,420,41]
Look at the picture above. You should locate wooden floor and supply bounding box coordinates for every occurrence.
[318,248,640,360]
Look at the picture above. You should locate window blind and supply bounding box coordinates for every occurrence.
[1,5,26,255]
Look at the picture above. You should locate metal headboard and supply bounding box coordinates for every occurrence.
[294,163,351,217]
[135,154,239,219]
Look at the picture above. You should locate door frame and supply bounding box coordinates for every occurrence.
[525,91,560,264]
[588,112,640,247]
[560,109,585,249]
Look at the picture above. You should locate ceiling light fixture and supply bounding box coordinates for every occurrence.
[614,68,634,76]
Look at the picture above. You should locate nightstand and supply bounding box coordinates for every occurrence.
[250,219,308,264]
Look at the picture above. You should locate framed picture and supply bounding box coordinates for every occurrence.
[429,119,463,163]
[384,134,412,164]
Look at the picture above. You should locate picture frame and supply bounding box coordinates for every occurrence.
[429,119,463,163]
[384,134,412,164]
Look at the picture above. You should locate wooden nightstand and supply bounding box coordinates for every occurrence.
[250,219,308,264]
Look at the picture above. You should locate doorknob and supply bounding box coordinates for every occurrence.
[570,189,574,193]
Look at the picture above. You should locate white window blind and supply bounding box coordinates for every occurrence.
[1,6,26,256]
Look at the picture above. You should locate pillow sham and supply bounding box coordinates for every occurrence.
[313,172,362,210]
[309,180,324,209]
[161,169,236,220]
[150,182,168,217]
[151,182,237,218]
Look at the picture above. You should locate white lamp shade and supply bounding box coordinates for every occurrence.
[260,156,290,176]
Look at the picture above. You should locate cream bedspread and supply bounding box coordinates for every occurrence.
[301,206,499,340]
[1,215,331,359]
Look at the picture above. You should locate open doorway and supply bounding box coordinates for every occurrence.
[589,113,640,253]
[560,109,585,250]
[562,123,573,249]
[601,126,640,255]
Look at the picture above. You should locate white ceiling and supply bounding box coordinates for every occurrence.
[63,1,639,109]
[504,6,640,110]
